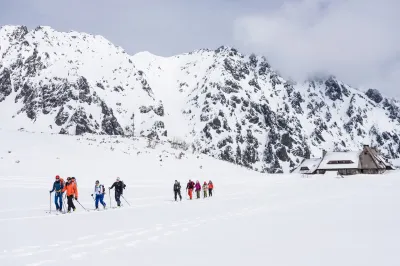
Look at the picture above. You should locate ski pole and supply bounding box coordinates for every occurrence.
[62,194,67,212]
[121,195,131,206]
[108,189,112,208]
[49,192,52,213]
[91,195,96,210]
[75,199,89,211]
[63,195,67,212]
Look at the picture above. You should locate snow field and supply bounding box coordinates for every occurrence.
[0,129,399,266]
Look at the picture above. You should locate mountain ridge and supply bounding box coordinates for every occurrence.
[1,24,400,173]
[1,24,398,100]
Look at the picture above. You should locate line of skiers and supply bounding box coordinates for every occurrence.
[50,176,214,213]
[173,180,214,201]
[49,176,126,213]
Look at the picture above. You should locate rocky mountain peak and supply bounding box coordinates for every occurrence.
[366,88,384,104]
[0,25,399,172]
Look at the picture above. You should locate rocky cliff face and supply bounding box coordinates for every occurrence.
[1,25,399,172]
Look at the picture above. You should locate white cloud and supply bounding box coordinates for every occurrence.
[233,0,400,97]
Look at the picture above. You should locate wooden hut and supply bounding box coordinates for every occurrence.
[293,145,394,175]
[359,145,394,174]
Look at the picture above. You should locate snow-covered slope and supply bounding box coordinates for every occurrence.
[0,129,399,266]
[1,25,400,173]
[0,25,165,138]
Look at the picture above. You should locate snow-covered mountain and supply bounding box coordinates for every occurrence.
[1,25,400,173]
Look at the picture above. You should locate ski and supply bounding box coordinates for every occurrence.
[46,211,67,215]
[90,206,119,211]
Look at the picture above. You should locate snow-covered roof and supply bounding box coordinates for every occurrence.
[294,158,322,174]
[318,151,360,170]
[371,153,387,168]
[370,152,394,169]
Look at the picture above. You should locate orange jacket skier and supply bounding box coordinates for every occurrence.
[62,177,78,212]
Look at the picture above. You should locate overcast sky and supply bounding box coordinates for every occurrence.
[1,0,399,97]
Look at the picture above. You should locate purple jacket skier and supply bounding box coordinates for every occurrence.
[195,181,201,199]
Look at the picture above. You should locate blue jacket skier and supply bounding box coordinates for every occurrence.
[91,180,106,210]
[49,175,65,212]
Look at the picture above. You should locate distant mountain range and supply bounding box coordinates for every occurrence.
[1,25,400,173]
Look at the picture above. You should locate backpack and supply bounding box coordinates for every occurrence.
[190,181,195,189]
[96,184,105,194]
[59,178,65,190]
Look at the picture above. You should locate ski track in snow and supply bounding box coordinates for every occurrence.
[0,195,169,214]
[77,235,96,241]
[26,260,55,266]
[2,189,363,264]
[0,190,355,266]
[2,206,259,262]
[0,191,255,222]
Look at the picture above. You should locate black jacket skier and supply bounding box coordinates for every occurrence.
[173,180,182,201]
[109,177,126,207]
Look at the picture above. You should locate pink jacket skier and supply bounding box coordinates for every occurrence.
[195,181,201,199]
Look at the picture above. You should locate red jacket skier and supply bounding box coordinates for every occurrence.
[186,180,195,200]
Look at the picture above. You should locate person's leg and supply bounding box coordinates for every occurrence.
[71,196,76,211]
[115,192,121,206]
[54,194,60,210]
[95,194,100,209]
[58,194,63,211]
[67,196,72,212]
[174,191,178,201]
[100,194,106,207]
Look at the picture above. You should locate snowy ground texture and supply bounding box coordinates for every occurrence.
[1,129,399,266]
